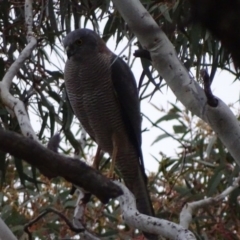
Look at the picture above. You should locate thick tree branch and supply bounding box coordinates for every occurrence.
[115,182,196,240]
[112,0,240,167]
[0,0,37,140]
[0,129,122,203]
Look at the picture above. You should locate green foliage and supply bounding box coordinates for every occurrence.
[0,0,240,239]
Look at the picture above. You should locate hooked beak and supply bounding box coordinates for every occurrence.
[65,46,75,59]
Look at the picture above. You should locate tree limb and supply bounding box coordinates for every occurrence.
[115,182,196,240]
[0,0,37,140]
[200,69,218,107]
[24,207,84,240]
[73,190,100,240]
[0,129,123,203]
[112,0,240,167]
[180,174,240,228]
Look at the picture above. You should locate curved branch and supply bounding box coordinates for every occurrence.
[115,182,196,240]
[0,0,37,140]
[180,174,240,228]
[112,0,240,167]
[0,129,123,203]
[24,208,84,240]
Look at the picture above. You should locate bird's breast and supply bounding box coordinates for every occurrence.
[64,58,128,154]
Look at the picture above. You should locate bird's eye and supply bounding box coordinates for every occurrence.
[76,39,83,46]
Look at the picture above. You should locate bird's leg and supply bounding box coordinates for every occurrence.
[109,134,118,178]
[92,146,102,169]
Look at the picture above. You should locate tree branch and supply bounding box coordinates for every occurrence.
[200,69,218,107]
[112,0,240,167]
[24,208,84,240]
[0,0,37,140]
[73,190,100,240]
[115,182,196,240]
[180,174,240,228]
[0,129,122,203]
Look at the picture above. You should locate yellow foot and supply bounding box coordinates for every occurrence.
[108,133,118,178]
[92,146,102,169]
[107,171,116,180]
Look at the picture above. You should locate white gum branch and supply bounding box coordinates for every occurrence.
[0,0,37,140]
[115,181,196,240]
[180,174,240,228]
[112,0,240,167]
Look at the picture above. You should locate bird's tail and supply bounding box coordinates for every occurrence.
[117,153,158,240]
[128,166,158,240]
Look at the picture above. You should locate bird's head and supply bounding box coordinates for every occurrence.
[63,29,109,61]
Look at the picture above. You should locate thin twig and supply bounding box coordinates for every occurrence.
[180,174,240,228]
[24,208,84,240]
[200,68,218,107]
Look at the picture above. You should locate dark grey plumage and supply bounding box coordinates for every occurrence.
[63,29,157,239]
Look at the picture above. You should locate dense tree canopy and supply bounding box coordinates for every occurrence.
[0,0,240,239]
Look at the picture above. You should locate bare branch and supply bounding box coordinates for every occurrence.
[24,208,84,240]
[0,129,123,203]
[0,0,37,140]
[72,126,97,239]
[115,182,196,240]
[180,174,240,228]
[25,0,34,41]
[134,49,152,61]
[73,190,100,240]
[200,69,218,107]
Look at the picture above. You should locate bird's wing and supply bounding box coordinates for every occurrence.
[110,55,146,179]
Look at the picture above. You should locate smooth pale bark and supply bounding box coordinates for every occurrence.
[112,0,240,167]
[115,182,196,240]
[0,0,37,140]
[112,0,240,236]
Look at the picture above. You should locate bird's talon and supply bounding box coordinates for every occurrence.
[108,172,116,180]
